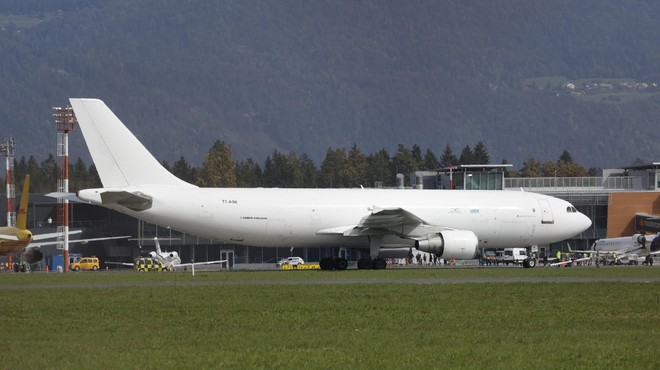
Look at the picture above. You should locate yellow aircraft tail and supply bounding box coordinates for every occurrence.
[16,175,30,230]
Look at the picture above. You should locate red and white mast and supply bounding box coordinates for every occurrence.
[53,107,77,272]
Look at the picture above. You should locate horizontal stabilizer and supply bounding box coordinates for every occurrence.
[46,192,87,203]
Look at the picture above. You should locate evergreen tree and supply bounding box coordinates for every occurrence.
[391,144,416,183]
[459,145,475,165]
[440,145,458,167]
[411,144,424,171]
[423,149,440,170]
[235,158,263,187]
[473,141,491,164]
[171,155,197,183]
[296,153,319,188]
[37,154,57,192]
[263,150,293,187]
[366,148,392,187]
[319,147,346,188]
[197,140,236,187]
[558,150,574,164]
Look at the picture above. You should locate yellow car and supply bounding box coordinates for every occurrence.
[70,257,100,271]
[134,257,170,272]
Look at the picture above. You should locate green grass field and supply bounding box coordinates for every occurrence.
[1,268,659,369]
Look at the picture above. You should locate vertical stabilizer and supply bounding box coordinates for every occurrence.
[154,237,163,255]
[16,175,29,230]
[69,98,195,189]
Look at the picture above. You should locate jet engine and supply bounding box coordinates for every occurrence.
[23,247,44,264]
[415,230,478,260]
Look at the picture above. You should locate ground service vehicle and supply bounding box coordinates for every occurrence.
[135,257,169,272]
[70,257,100,271]
[502,248,528,265]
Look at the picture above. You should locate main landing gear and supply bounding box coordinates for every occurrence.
[357,258,387,270]
[319,257,349,270]
[318,257,388,270]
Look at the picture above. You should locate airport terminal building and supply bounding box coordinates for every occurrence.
[2,162,659,269]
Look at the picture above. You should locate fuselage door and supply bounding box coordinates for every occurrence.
[538,199,554,224]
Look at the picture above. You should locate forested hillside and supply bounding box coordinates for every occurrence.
[1,0,659,169]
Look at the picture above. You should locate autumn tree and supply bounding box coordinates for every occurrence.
[197,140,236,187]
[342,144,367,188]
[520,157,543,177]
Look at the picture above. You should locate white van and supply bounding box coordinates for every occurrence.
[502,248,527,265]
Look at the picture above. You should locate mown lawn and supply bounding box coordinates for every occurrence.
[1,268,658,369]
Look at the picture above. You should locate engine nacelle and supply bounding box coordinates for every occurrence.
[415,230,478,260]
[377,248,412,259]
[23,248,44,264]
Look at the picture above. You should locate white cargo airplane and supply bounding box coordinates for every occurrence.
[63,98,591,270]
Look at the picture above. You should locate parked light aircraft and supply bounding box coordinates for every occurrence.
[107,237,226,270]
[572,233,660,265]
[62,98,591,270]
[1,175,128,271]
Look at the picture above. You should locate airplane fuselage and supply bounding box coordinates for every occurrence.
[79,187,589,250]
[0,226,33,256]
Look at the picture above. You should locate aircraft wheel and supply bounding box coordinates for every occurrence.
[319,258,333,270]
[336,258,348,270]
[372,258,387,270]
[357,258,371,269]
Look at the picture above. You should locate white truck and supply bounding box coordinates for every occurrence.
[502,248,527,265]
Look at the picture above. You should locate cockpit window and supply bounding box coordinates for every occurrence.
[566,206,577,213]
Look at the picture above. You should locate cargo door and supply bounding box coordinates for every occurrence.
[538,199,554,224]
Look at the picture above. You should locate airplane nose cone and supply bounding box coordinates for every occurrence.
[577,212,592,233]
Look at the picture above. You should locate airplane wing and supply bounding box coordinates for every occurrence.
[31,230,83,241]
[317,207,451,237]
[29,235,131,248]
[105,261,135,267]
[175,260,227,269]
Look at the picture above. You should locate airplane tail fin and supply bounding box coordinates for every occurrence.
[16,175,30,230]
[154,237,162,255]
[69,98,195,189]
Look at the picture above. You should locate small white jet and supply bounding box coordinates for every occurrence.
[572,233,660,265]
[107,237,226,270]
[62,98,592,270]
